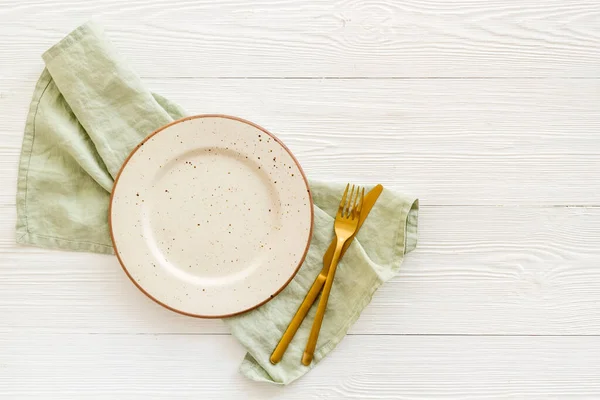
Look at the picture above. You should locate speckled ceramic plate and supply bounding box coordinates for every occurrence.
[109,115,313,318]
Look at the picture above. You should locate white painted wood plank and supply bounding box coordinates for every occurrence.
[1,78,599,205]
[3,204,600,335]
[0,0,599,79]
[1,2,599,398]
[2,334,600,398]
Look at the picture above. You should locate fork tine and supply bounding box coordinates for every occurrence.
[338,184,349,215]
[351,186,360,219]
[360,187,365,210]
[358,187,364,215]
[346,185,355,218]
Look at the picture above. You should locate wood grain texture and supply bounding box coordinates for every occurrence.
[3,334,600,399]
[2,1,600,397]
[0,0,599,79]
[1,78,599,206]
[4,204,600,335]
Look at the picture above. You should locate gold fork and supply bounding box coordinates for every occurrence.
[270,185,382,365]
[301,184,364,365]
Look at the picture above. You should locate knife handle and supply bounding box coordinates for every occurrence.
[270,272,327,364]
[302,236,345,365]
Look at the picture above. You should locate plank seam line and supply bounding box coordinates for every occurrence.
[36,333,600,337]
[137,76,600,80]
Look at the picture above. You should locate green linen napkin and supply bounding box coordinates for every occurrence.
[16,21,418,385]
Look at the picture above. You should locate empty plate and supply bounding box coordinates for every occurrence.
[110,115,313,318]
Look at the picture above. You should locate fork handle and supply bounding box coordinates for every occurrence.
[302,237,346,365]
[270,272,327,364]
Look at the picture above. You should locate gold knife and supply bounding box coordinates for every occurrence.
[270,184,384,364]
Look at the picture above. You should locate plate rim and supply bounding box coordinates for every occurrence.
[109,114,314,319]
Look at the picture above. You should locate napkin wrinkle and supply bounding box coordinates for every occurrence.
[16,21,419,385]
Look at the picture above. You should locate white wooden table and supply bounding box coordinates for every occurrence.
[1,1,600,398]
